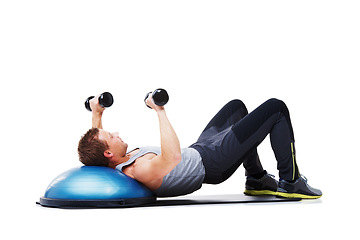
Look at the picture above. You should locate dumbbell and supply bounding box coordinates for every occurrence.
[144,88,169,108]
[85,92,114,111]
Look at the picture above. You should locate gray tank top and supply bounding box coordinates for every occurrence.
[115,146,205,197]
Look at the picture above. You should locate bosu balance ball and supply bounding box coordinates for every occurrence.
[38,166,156,208]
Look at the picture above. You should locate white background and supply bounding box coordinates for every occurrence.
[1,1,359,239]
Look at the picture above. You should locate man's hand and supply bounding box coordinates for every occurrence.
[90,95,105,129]
[90,95,106,115]
[145,93,165,112]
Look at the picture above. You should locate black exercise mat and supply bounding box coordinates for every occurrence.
[146,194,301,207]
[37,194,301,209]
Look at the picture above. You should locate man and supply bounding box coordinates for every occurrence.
[78,93,322,199]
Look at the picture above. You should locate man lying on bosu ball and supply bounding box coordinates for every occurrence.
[78,91,322,199]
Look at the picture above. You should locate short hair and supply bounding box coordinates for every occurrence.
[78,128,110,167]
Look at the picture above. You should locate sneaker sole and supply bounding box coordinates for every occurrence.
[244,189,278,196]
[277,192,322,199]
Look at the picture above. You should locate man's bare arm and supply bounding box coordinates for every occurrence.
[90,96,105,129]
[155,108,181,170]
[92,112,103,129]
[132,94,181,183]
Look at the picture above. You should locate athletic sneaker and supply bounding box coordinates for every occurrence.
[244,171,278,196]
[277,175,322,199]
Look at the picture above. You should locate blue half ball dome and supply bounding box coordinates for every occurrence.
[38,166,156,208]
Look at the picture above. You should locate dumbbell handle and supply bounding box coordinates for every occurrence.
[85,92,114,111]
[145,88,169,108]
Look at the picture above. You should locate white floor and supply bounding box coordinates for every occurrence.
[1,1,359,239]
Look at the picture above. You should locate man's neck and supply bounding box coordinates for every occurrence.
[109,154,131,169]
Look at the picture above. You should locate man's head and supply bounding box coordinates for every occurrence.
[78,128,128,167]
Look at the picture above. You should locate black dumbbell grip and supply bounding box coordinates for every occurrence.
[144,89,169,108]
[85,92,113,112]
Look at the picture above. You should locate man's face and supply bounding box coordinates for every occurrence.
[98,129,128,158]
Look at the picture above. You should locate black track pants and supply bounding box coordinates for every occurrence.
[190,98,300,184]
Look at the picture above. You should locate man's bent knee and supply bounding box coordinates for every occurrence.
[265,98,288,113]
[228,99,248,114]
